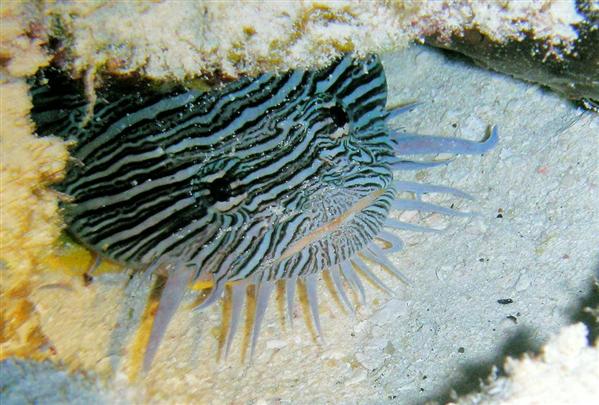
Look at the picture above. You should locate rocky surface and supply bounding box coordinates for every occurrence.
[427,0,599,108]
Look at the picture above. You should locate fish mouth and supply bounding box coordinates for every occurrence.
[276,187,386,264]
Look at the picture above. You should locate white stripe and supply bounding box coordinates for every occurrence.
[76,163,203,210]
[167,71,305,154]
[101,197,195,246]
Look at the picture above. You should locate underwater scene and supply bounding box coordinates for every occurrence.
[1,1,598,404]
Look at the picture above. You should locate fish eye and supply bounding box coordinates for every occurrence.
[328,103,349,128]
[207,176,233,202]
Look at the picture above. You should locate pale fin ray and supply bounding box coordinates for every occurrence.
[285,276,297,327]
[143,265,193,373]
[364,243,412,286]
[193,276,226,311]
[389,159,453,171]
[250,280,274,359]
[83,252,101,283]
[340,261,366,304]
[394,180,474,200]
[223,282,246,359]
[385,101,421,121]
[328,265,355,314]
[392,126,498,155]
[305,274,323,340]
[376,230,405,254]
[351,257,393,295]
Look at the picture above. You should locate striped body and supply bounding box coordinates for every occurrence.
[33,56,394,285]
[32,55,497,369]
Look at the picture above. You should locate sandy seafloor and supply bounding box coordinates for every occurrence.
[2,45,598,404]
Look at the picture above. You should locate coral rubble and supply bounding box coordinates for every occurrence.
[43,1,587,82]
[1,1,68,360]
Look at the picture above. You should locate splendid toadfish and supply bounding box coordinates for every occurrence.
[31,55,497,372]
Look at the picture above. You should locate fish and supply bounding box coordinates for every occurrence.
[31,55,497,372]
